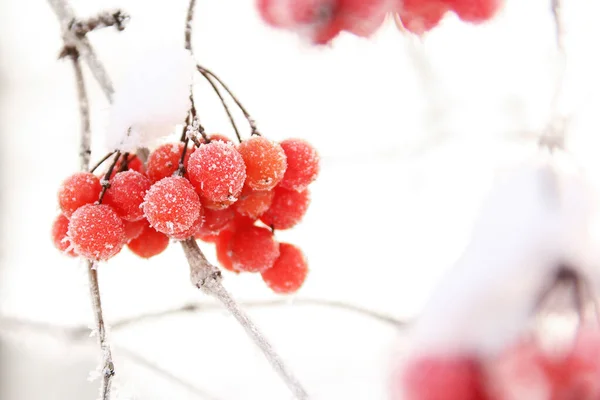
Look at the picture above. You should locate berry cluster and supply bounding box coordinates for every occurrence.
[256,0,503,43]
[394,328,600,400]
[51,135,319,294]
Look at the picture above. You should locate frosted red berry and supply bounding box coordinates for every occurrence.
[237,136,287,191]
[67,204,126,260]
[279,138,320,191]
[187,141,246,203]
[260,187,310,230]
[199,133,233,144]
[235,187,274,219]
[202,196,236,210]
[110,154,146,179]
[229,225,280,272]
[170,214,203,240]
[261,243,308,294]
[198,207,235,235]
[123,219,147,242]
[215,229,238,273]
[142,176,203,236]
[398,355,486,400]
[446,0,501,23]
[397,0,449,34]
[58,172,102,217]
[51,214,76,257]
[127,223,169,258]
[195,230,219,243]
[147,143,194,182]
[104,170,151,221]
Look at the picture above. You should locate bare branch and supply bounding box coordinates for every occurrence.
[184,0,197,51]
[47,0,115,101]
[69,10,129,37]
[180,239,309,400]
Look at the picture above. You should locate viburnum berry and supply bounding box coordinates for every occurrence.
[104,170,152,221]
[51,214,76,257]
[142,176,203,236]
[445,0,502,23]
[235,187,274,219]
[187,141,246,203]
[198,133,233,144]
[123,219,147,242]
[279,138,320,191]
[146,143,194,183]
[396,0,449,35]
[237,136,287,191]
[195,230,220,243]
[170,214,203,240]
[397,354,487,400]
[110,154,146,179]
[201,197,237,210]
[261,243,308,294]
[229,225,280,272]
[127,223,169,258]
[197,207,235,235]
[67,204,126,260]
[215,229,238,273]
[58,172,102,217]
[260,187,310,230]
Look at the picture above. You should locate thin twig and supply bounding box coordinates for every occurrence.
[69,10,129,37]
[96,151,121,204]
[47,0,115,101]
[89,151,117,173]
[184,0,196,51]
[196,65,259,135]
[181,239,309,400]
[69,51,92,168]
[198,69,242,142]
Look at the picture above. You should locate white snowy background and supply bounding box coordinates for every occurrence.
[1,0,600,399]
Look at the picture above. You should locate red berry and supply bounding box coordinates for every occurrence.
[104,170,151,221]
[261,243,308,294]
[260,187,310,230]
[215,229,238,273]
[238,136,287,191]
[127,223,169,258]
[279,139,320,191]
[399,355,487,400]
[445,0,501,23]
[198,133,233,144]
[397,0,448,34]
[170,214,203,240]
[123,219,147,242]
[142,176,203,236]
[201,196,236,210]
[147,143,194,183]
[51,214,76,257]
[235,187,274,219]
[198,207,235,235]
[229,225,280,272]
[195,230,219,243]
[67,204,126,260]
[187,141,246,203]
[58,172,102,217]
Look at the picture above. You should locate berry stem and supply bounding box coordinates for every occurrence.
[96,150,121,204]
[180,238,309,400]
[196,65,260,136]
[89,151,117,173]
[184,0,196,51]
[69,10,129,38]
[50,3,119,397]
[197,68,242,142]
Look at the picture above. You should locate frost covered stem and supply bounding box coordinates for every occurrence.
[184,0,196,51]
[67,49,92,169]
[47,0,115,101]
[96,151,121,204]
[180,239,309,400]
[88,262,116,400]
[69,10,129,38]
[196,65,259,136]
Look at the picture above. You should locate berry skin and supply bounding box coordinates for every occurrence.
[51,214,76,257]
[170,214,203,240]
[398,355,487,400]
[198,133,233,144]
[147,143,194,183]
[142,176,203,236]
[198,207,235,235]
[279,138,320,191]
[123,219,147,242]
[187,141,246,203]
[104,170,152,221]
[67,204,126,260]
[127,223,169,258]
[237,136,287,191]
[229,225,280,272]
[201,196,236,210]
[396,0,449,35]
[58,172,102,217]
[260,187,310,230]
[261,243,308,294]
[215,229,238,273]
[195,230,220,243]
[235,187,274,219]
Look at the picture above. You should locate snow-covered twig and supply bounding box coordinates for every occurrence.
[180,239,309,400]
[69,10,129,38]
